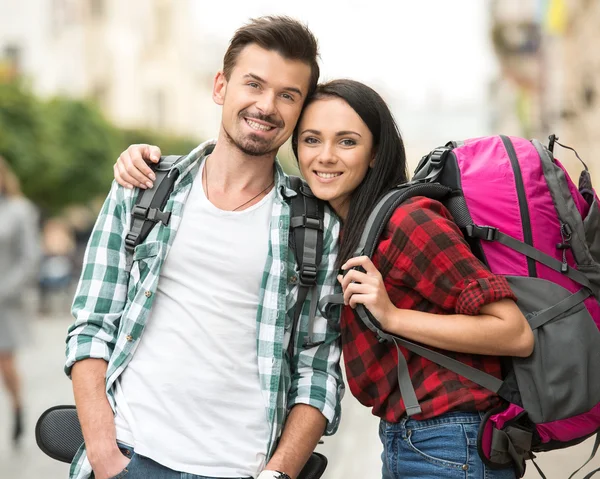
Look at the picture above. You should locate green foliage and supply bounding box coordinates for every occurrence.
[0,81,201,215]
[120,128,199,158]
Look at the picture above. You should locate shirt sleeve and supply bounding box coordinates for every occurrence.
[287,207,344,436]
[64,181,133,377]
[381,197,517,315]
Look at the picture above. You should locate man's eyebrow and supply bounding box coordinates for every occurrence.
[243,73,303,98]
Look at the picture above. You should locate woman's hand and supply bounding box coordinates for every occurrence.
[114,144,162,189]
[338,256,396,328]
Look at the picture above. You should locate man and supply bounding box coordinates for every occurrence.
[66,16,343,479]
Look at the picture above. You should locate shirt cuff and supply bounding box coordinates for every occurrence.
[455,276,517,316]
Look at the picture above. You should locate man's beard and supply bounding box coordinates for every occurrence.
[223,110,284,157]
[224,128,277,157]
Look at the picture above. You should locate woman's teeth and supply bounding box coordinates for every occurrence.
[246,119,274,131]
[316,172,342,179]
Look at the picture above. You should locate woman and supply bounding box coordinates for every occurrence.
[0,156,40,447]
[113,80,534,478]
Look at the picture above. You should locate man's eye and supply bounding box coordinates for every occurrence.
[281,93,294,101]
[248,82,260,89]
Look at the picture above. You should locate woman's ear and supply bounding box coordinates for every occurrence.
[369,151,377,168]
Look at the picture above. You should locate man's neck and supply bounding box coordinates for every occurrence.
[206,132,276,193]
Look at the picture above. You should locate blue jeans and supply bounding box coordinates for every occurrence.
[379,411,517,479]
[108,444,252,479]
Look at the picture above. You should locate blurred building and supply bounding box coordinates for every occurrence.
[0,0,222,140]
[489,0,599,184]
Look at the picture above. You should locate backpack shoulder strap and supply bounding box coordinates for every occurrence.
[287,176,325,357]
[125,155,184,271]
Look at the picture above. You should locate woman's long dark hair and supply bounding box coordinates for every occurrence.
[292,79,409,268]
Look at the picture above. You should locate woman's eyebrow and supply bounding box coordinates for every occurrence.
[336,130,362,137]
[300,129,321,135]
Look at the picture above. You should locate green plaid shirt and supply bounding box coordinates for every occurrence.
[65,140,344,479]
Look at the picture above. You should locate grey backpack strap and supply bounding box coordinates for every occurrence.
[125,155,183,271]
[287,176,325,358]
[465,225,594,291]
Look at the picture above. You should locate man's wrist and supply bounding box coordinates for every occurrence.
[257,470,291,479]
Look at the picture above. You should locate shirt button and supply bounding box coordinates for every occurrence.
[279,219,283,228]
[289,276,298,284]
[126,335,133,342]
[144,291,152,298]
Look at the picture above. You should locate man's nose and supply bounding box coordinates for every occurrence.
[255,91,277,116]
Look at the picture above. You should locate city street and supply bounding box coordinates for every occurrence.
[0,314,597,478]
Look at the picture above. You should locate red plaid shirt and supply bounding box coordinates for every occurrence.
[341,197,517,422]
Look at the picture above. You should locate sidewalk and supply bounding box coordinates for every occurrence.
[0,315,597,478]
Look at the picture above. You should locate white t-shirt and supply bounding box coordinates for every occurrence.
[114,162,274,477]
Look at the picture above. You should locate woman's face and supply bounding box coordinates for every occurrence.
[297,97,374,220]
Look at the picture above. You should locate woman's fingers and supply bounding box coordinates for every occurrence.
[341,256,379,275]
[122,145,156,188]
[114,159,142,189]
[342,280,372,306]
[113,162,133,189]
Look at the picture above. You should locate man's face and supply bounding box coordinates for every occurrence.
[213,44,311,157]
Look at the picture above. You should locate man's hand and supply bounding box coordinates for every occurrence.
[88,444,130,479]
[114,144,162,190]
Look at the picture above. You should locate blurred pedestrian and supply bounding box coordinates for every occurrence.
[38,217,76,316]
[0,155,41,447]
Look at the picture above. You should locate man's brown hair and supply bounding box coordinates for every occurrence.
[223,16,320,97]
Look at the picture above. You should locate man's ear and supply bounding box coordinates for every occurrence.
[213,71,227,106]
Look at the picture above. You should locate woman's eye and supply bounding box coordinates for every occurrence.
[340,139,356,146]
[303,137,319,145]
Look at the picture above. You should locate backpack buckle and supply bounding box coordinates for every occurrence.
[291,215,324,231]
[429,148,449,166]
[299,264,318,285]
[125,232,139,249]
[303,216,323,230]
[132,205,171,225]
[132,205,149,219]
[147,208,171,225]
[465,225,499,241]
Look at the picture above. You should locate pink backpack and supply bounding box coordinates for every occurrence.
[347,135,600,478]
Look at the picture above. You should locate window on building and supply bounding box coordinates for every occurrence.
[4,45,21,73]
[90,0,104,19]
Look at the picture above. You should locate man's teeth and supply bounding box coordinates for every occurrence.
[246,119,274,131]
[316,172,342,179]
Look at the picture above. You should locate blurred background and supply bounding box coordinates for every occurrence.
[0,0,598,477]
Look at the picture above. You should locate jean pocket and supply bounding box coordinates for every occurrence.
[108,450,135,479]
[406,423,468,469]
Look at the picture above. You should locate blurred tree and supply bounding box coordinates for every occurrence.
[0,81,201,216]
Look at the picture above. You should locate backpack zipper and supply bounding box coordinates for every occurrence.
[500,135,537,277]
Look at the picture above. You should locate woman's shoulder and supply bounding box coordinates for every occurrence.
[386,196,457,236]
